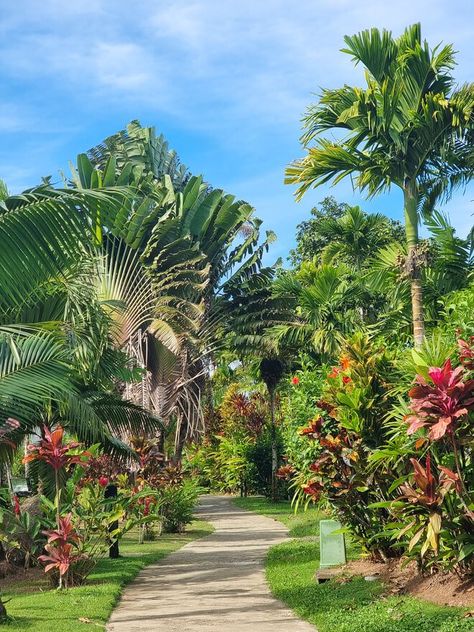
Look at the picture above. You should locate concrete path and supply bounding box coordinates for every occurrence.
[107,495,315,631]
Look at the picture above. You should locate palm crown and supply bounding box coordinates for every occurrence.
[286,24,474,345]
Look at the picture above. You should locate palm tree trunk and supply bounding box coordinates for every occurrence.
[404,183,424,348]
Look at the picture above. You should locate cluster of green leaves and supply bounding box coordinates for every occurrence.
[1,119,277,468]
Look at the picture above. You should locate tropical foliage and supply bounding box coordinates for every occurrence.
[1,22,474,627]
[286,23,474,345]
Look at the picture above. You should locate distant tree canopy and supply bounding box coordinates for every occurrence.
[288,196,404,267]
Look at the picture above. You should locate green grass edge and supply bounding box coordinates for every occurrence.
[233,497,473,632]
[2,519,213,631]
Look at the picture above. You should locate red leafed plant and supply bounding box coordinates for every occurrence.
[299,417,324,438]
[302,480,324,501]
[276,464,295,480]
[23,426,90,518]
[23,426,90,587]
[44,514,81,546]
[23,426,89,471]
[397,456,463,557]
[38,542,85,588]
[399,456,461,509]
[38,514,85,589]
[406,359,474,440]
[458,337,474,370]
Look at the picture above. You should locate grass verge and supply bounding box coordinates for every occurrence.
[2,520,212,631]
[234,497,472,632]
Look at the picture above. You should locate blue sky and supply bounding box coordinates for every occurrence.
[1,0,474,262]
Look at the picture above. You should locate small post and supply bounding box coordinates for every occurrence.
[316,519,346,583]
[104,483,120,559]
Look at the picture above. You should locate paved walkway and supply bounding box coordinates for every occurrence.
[107,495,315,631]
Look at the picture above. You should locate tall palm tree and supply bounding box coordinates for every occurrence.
[286,24,474,346]
[76,124,276,459]
[366,211,474,341]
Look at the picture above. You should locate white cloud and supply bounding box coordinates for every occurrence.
[1,0,474,252]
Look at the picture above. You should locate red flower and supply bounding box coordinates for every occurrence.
[406,360,474,440]
[98,476,109,488]
[13,495,21,516]
[291,376,300,385]
[328,367,340,379]
[23,426,90,471]
[342,376,351,384]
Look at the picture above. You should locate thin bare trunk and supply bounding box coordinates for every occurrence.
[270,390,277,502]
[410,276,424,348]
[404,182,424,348]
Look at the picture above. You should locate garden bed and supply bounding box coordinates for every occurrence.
[340,558,474,608]
[0,520,212,631]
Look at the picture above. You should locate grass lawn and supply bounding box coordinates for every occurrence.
[2,520,212,631]
[234,497,473,632]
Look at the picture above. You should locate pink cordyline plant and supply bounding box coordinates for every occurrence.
[44,514,81,546]
[406,357,474,521]
[23,426,90,586]
[23,425,89,519]
[38,513,84,588]
[406,359,474,441]
[399,455,461,508]
[38,542,84,588]
[38,514,84,588]
[23,426,88,471]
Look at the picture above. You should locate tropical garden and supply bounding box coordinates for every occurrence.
[0,22,474,631]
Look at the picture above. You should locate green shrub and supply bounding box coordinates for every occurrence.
[159,480,200,533]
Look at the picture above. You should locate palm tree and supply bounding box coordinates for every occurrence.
[318,205,400,271]
[286,24,474,346]
[267,263,362,361]
[366,211,474,341]
[78,124,276,459]
[0,184,161,459]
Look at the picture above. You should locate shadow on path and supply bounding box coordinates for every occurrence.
[107,495,316,631]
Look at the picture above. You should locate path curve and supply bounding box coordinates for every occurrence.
[107,495,315,631]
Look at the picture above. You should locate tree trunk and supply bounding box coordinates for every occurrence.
[269,389,278,502]
[173,417,188,465]
[404,183,424,348]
